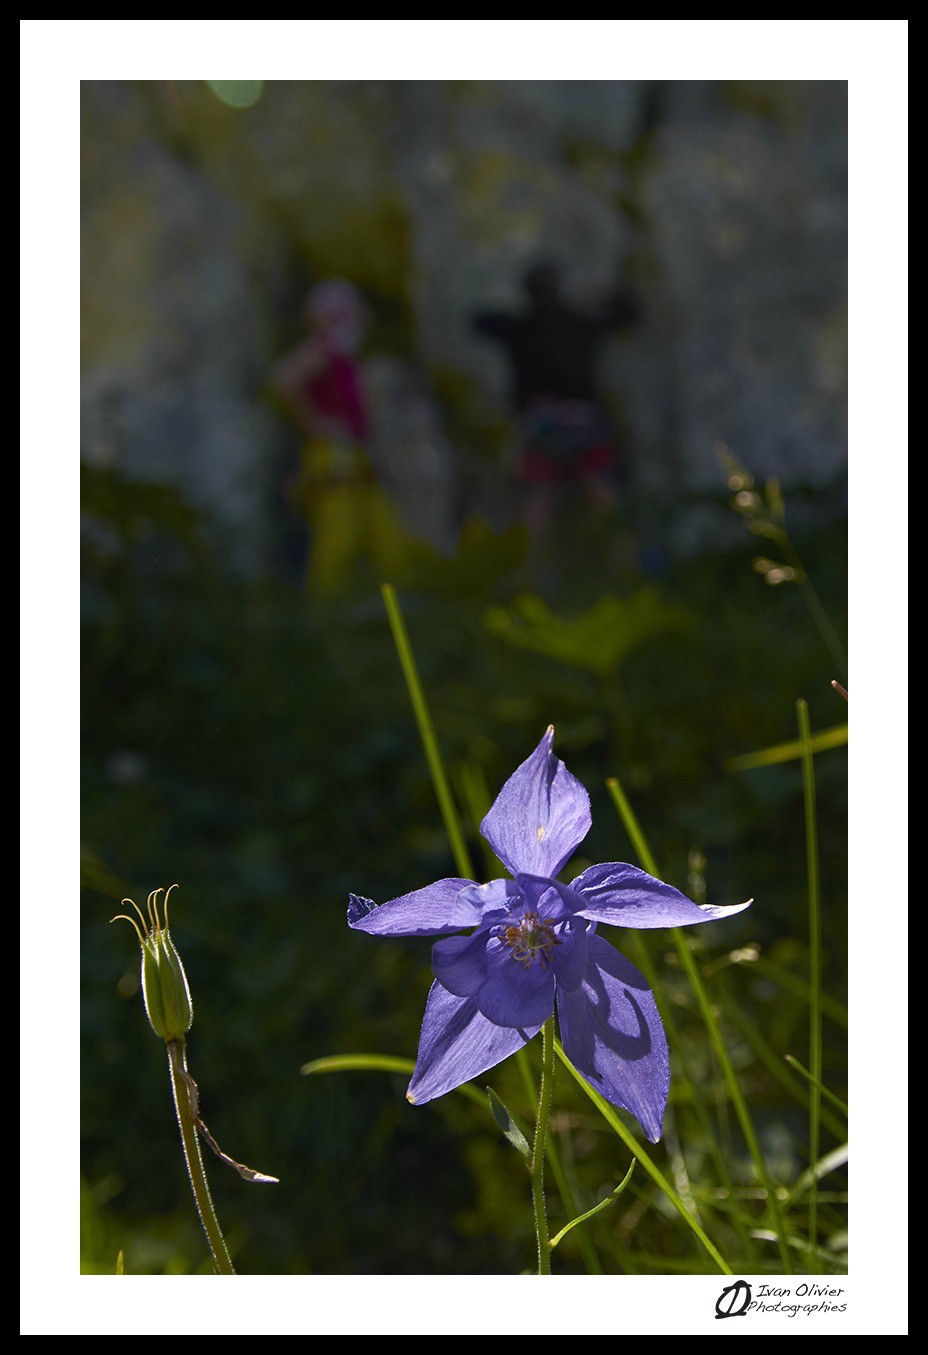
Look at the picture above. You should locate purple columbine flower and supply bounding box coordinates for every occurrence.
[348,727,751,1142]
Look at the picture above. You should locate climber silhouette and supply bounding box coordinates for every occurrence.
[474,261,639,538]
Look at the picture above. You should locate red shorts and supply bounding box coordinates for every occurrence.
[515,399,617,484]
[520,442,616,484]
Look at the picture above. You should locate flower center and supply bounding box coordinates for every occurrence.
[503,911,562,969]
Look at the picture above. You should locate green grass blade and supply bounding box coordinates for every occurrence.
[603,782,756,1258]
[605,774,793,1273]
[715,974,846,1140]
[381,583,475,881]
[616,928,756,1263]
[301,1053,489,1110]
[457,757,507,877]
[786,1143,848,1205]
[797,698,823,1260]
[743,953,847,1028]
[793,571,848,678]
[301,1053,416,1078]
[725,722,847,771]
[608,1250,729,1274]
[785,1055,848,1117]
[605,776,659,875]
[554,1039,732,1275]
[750,1229,848,1273]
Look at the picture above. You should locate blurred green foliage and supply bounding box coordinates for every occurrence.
[485,588,691,678]
[81,453,847,1275]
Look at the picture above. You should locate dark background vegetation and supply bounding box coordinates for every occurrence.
[80,79,848,1275]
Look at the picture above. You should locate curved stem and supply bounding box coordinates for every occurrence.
[166,1038,235,1275]
[531,1018,556,1275]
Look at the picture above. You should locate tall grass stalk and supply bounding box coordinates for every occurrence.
[381,583,474,880]
[616,926,756,1265]
[606,774,793,1272]
[797,699,823,1259]
[555,1041,732,1275]
[716,974,846,1141]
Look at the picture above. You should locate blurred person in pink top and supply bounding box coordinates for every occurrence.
[272,279,405,593]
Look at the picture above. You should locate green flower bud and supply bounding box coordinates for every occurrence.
[112,885,193,1042]
[141,922,193,1041]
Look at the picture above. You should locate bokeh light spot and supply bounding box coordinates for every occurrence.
[207,81,263,110]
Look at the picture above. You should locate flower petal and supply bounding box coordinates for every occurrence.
[347,878,477,937]
[571,862,753,930]
[431,930,494,997]
[557,933,669,1143]
[550,917,592,992]
[474,935,556,1027]
[406,980,542,1105]
[513,873,585,923]
[480,727,591,878]
[454,878,521,927]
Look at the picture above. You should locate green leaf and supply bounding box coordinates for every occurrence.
[486,1086,531,1160]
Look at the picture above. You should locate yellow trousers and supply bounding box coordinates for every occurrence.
[292,438,408,594]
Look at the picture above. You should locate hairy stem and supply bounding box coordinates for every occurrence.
[531,1018,556,1275]
[166,1038,235,1275]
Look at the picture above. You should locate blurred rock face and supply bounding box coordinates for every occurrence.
[81,80,846,567]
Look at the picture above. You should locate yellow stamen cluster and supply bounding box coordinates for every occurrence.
[503,912,561,969]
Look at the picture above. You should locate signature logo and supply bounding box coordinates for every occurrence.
[715,1280,752,1318]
